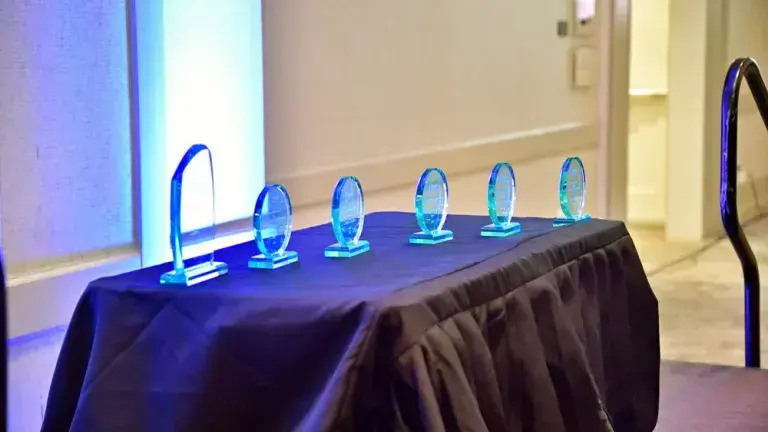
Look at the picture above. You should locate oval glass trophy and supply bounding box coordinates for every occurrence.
[553,156,591,227]
[249,184,299,269]
[481,162,522,237]
[160,144,229,286]
[325,176,370,258]
[410,168,454,245]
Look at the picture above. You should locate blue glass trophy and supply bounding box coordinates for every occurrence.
[160,144,228,286]
[410,168,454,244]
[481,162,521,237]
[553,156,591,227]
[325,176,370,258]
[249,184,299,269]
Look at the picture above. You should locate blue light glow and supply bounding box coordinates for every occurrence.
[131,0,265,267]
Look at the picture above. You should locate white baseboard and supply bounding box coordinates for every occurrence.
[6,229,261,340]
[626,171,768,229]
[7,249,140,339]
[272,123,598,208]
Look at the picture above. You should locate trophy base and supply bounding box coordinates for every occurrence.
[324,240,370,258]
[410,230,454,245]
[553,214,592,227]
[160,261,229,287]
[249,251,299,270]
[481,222,522,238]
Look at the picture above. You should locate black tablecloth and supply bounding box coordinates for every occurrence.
[43,212,659,432]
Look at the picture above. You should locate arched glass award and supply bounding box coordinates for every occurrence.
[325,176,370,258]
[410,168,454,245]
[553,156,592,227]
[249,184,299,269]
[481,162,522,237]
[160,144,229,286]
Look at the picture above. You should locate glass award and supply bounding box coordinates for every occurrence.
[410,168,454,245]
[481,162,522,237]
[249,184,299,269]
[325,176,370,258]
[160,144,229,286]
[553,156,592,227]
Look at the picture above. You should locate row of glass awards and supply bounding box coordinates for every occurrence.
[160,144,590,286]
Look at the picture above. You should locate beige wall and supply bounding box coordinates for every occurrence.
[666,0,727,240]
[629,0,669,91]
[727,0,768,185]
[263,0,599,210]
[628,0,768,231]
[626,0,669,226]
[627,96,667,225]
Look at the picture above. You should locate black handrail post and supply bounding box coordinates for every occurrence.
[721,57,768,368]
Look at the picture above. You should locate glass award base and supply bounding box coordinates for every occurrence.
[481,221,522,238]
[249,250,299,270]
[324,240,370,258]
[553,214,592,227]
[410,230,454,245]
[160,261,229,287]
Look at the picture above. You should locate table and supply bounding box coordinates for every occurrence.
[42,212,660,432]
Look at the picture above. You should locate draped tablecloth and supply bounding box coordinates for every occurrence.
[43,212,659,432]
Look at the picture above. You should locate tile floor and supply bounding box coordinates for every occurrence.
[635,214,768,367]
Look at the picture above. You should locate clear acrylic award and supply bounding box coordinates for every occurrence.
[481,162,521,237]
[325,176,370,258]
[160,144,229,286]
[553,156,591,227]
[249,184,299,270]
[410,168,454,245]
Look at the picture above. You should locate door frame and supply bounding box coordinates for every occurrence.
[597,0,631,220]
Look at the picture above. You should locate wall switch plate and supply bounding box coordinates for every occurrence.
[572,46,597,89]
[557,20,569,37]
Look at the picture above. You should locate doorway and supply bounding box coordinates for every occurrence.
[625,0,669,228]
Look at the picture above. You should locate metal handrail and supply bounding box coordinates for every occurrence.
[721,57,768,368]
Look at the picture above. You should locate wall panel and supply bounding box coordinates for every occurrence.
[0,0,137,338]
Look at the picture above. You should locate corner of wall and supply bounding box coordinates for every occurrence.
[737,167,768,222]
